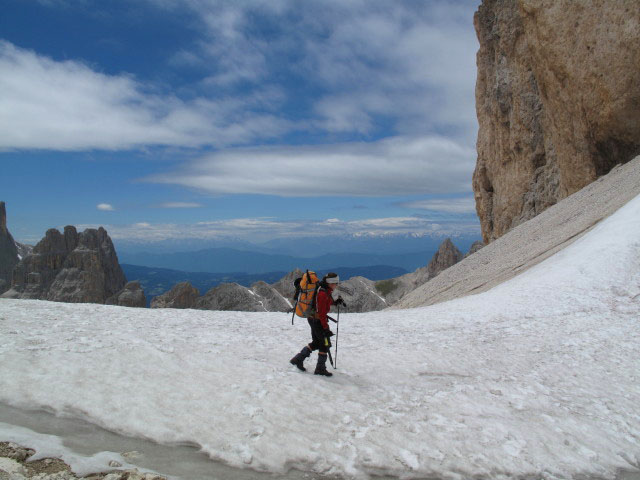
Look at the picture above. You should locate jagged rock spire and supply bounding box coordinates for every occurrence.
[0,201,19,294]
[0,201,7,236]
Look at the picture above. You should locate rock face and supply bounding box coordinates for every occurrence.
[251,281,292,312]
[150,281,200,309]
[0,202,19,294]
[271,268,304,302]
[15,242,33,259]
[464,240,485,258]
[337,276,387,313]
[473,0,640,243]
[426,238,464,278]
[2,226,127,303]
[194,281,291,312]
[106,281,147,308]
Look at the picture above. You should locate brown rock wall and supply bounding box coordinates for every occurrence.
[474,0,640,242]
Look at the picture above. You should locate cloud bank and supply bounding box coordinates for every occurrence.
[0,1,479,152]
[80,215,480,245]
[0,41,289,151]
[147,135,476,197]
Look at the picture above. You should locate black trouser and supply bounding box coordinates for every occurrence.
[307,318,329,354]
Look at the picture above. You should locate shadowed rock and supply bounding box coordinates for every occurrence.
[271,268,304,302]
[151,281,200,309]
[107,281,147,308]
[336,276,387,313]
[426,239,463,278]
[194,281,290,312]
[464,241,485,258]
[2,226,126,303]
[0,202,19,294]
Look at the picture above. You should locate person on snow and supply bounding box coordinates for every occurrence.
[289,272,346,376]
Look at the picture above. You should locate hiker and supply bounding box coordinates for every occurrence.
[290,272,346,376]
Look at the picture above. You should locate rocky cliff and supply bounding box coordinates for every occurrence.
[150,281,200,309]
[337,276,388,312]
[2,226,127,303]
[194,281,291,312]
[106,281,147,308]
[473,0,640,243]
[0,202,19,294]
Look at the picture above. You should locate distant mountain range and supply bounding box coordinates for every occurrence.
[118,246,443,274]
[115,232,480,258]
[121,263,408,305]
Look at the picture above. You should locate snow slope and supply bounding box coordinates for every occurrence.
[394,155,640,310]
[1,194,640,479]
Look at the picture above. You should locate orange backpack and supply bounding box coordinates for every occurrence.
[294,270,319,318]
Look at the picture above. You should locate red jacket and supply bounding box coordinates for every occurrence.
[315,288,334,330]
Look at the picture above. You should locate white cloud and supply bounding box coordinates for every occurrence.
[400,197,477,214]
[81,215,479,244]
[97,203,115,211]
[146,135,476,197]
[0,41,290,151]
[149,0,480,142]
[1,1,481,161]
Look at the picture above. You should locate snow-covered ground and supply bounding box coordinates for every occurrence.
[1,194,640,480]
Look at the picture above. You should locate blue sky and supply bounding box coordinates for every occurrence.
[1,0,482,249]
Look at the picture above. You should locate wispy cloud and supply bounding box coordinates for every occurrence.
[151,0,480,143]
[398,197,477,214]
[80,215,480,244]
[97,203,115,211]
[0,41,290,151]
[1,2,480,152]
[146,135,476,197]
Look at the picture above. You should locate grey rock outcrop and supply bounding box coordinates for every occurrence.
[251,281,292,312]
[150,281,200,309]
[194,281,290,312]
[336,276,387,313]
[473,0,640,243]
[15,242,33,259]
[2,226,126,303]
[271,268,303,301]
[464,240,485,258]
[106,281,146,308]
[0,202,19,294]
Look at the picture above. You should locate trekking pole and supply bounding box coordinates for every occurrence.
[334,305,340,369]
[291,299,297,325]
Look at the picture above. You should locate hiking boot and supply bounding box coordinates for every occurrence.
[314,353,333,377]
[290,346,311,371]
[290,355,306,371]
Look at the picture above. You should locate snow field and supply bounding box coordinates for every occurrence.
[0,195,639,479]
